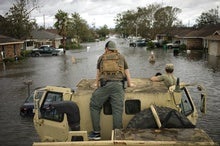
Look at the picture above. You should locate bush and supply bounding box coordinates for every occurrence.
[21,50,32,57]
[3,58,15,62]
[147,41,156,50]
[65,42,83,50]
[179,44,187,51]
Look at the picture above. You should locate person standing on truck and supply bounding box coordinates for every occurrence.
[150,63,177,88]
[89,40,133,140]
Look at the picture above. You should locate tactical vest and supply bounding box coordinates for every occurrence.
[99,52,125,80]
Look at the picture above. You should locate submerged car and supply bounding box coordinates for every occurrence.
[129,39,147,47]
[20,88,53,117]
[20,92,35,117]
[166,41,180,49]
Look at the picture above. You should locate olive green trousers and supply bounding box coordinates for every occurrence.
[90,81,124,131]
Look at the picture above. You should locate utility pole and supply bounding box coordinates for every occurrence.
[135,24,138,38]
[43,14,45,29]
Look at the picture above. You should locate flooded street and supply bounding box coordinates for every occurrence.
[0,38,220,145]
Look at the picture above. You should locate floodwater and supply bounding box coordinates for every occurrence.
[0,38,219,145]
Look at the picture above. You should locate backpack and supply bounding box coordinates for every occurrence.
[100,52,125,80]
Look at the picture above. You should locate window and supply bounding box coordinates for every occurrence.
[180,87,194,116]
[125,100,141,114]
[40,92,63,122]
[26,41,34,47]
[103,99,141,115]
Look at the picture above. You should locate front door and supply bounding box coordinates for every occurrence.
[34,91,69,141]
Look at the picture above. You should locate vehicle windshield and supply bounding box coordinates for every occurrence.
[180,87,194,116]
[25,93,34,103]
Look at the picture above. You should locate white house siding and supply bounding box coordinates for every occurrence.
[208,41,220,56]
[54,39,61,48]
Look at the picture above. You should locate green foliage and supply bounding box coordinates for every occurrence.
[21,50,32,57]
[96,25,109,38]
[54,10,68,37]
[54,11,97,46]
[115,4,181,39]
[179,44,187,51]
[54,10,68,52]
[0,0,37,39]
[3,58,15,63]
[65,42,82,50]
[195,7,220,28]
[147,41,156,50]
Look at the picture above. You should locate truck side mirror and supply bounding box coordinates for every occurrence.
[200,93,206,114]
[197,85,207,114]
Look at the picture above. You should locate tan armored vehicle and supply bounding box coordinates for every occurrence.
[32,78,217,146]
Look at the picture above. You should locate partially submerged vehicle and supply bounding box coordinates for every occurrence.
[32,78,217,146]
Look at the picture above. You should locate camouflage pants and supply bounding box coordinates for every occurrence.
[90,81,124,131]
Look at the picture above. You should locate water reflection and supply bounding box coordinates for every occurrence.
[185,50,204,61]
[206,55,220,72]
[183,50,220,72]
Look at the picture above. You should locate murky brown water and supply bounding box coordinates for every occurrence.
[0,38,219,145]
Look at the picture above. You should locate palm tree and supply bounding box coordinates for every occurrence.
[54,10,68,54]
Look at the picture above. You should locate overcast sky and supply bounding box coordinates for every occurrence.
[0,0,219,28]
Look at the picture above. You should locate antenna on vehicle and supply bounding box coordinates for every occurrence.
[174,78,181,92]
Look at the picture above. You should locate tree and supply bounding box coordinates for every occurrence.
[135,4,161,39]
[115,10,137,38]
[195,7,220,28]
[115,4,181,39]
[54,10,68,54]
[96,25,109,39]
[153,6,181,35]
[1,0,37,39]
[68,12,95,43]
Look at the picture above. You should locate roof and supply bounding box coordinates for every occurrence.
[76,78,168,93]
[30,30,62,40]
[157,25,220,39]
[0,35,23,45]
[184,24,220,38]
[46,29,59,35]
[205,30,220,41]
[169,27,193,37]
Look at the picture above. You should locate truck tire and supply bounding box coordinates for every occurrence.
[127,106,195,129]
[34,52,40,57]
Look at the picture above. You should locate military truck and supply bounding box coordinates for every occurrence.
[32,78,217,146]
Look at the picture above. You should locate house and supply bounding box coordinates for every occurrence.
[205,30,220,56]
[170,27,194,45]
[24,30,62,50]
[155,25,220,51]
[179,24,220,50]
[0,35,23,62]
[155,27,193,46]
